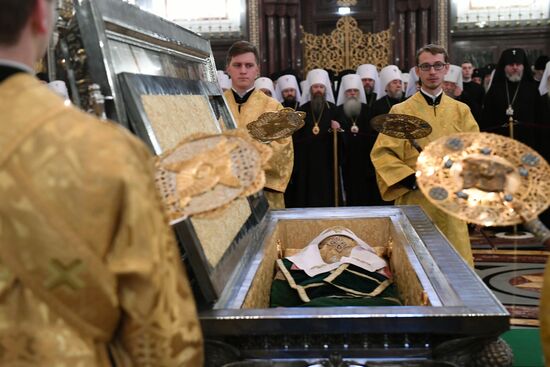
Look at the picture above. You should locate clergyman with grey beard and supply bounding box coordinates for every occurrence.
[334,73,385,206]
[481,47,545,155]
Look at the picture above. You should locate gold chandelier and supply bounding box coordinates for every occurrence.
[337,0,357,6]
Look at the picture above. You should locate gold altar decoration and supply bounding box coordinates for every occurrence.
[155,131,271,223]
[300,16,392,76]
[247,107,306,143]
[416,132,550,227]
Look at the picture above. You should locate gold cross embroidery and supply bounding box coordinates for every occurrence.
[44,259,85,291]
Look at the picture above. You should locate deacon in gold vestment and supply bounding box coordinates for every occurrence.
[371,44,479,266]
[224,41,293,209]
[0,72,203,366]
[0,1,203,362]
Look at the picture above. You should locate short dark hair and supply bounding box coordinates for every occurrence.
[415,44,449,65]
[0,0,37,46]
[226,41,260,67]
[461,60,473,66]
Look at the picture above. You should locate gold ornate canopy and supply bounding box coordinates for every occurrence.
[301,16,392,76]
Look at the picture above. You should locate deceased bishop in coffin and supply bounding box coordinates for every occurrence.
[270,227,401,308]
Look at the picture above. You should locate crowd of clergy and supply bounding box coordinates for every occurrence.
[218,48,550,211]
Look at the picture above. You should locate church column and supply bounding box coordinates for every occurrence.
[264,3,279,75]
[277,1,289,71]
[396,1,408,70]
[288,1,300,71]
[407,0,419,69]
[419,0,431,47]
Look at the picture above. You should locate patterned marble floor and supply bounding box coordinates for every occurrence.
[473,249,548,327]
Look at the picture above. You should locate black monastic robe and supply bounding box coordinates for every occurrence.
[285,101,339,207]
[335,103,384,206]
[481,79,545,151]
[369,95,404,119]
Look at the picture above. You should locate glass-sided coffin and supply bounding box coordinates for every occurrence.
[70,0,255,304]
[199,206,509,361]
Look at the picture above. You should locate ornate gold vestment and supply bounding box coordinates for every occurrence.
[0,74,203,366]
[370,92,479,266]
[224,89,294,209]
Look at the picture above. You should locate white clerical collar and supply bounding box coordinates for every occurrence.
[420,87,442,101]
[0,59,34,74]
[232,86,255,98]
[286,227,388,277]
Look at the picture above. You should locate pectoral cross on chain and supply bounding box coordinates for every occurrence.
[506,105,514,117]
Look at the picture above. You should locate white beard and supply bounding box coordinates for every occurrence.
[387,90,403,100]
[506,71,522,82]
[343,97,362,119]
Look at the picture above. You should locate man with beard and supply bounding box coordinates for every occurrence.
[481,48,545,153]
[370,65,405,118]
[224,41,293,208]
[356,64,380,107]
[335,74,384,206]
[461,60,485,113]
[285,68,340,208]
[444,64,480,122]
[371,44,479,267]
[275,74,301,110]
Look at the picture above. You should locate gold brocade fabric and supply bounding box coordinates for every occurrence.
[224,89,294,208]
[0,74,203,366]
[370,92,479,267]
[541,259,550,364]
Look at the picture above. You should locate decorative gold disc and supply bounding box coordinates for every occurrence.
[247,107,306,142]
[416,132,550,226]
[370,113,432,140]
[155,131,271,223]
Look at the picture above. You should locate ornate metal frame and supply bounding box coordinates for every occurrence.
[300,16,392,75]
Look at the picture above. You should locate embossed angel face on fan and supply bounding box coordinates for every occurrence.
[163,139,242,208]
[155,132,271,222]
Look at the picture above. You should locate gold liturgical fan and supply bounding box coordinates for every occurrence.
[416,132,550,229]
[370,113,432,152]
[247,107,306,143]
[155,131,271,223]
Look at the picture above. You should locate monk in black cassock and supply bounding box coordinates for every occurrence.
[370,65,405,119]
[461,61,485,114]
[481,48,545,152]
[285,69,340,208]
[335,74,384,206]
[356,64,379,108]
[275,74,301,110]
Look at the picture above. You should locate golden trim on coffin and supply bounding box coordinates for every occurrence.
[155,131,271,223]
[370,113,432,140]
[416,132,550,227]
[247,108,306,143]
[300,16,392,76]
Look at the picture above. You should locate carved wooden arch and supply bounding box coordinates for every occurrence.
[300,16,392,76]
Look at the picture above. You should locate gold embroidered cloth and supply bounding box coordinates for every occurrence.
[224,89,294,208]
[0,74,203,366]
